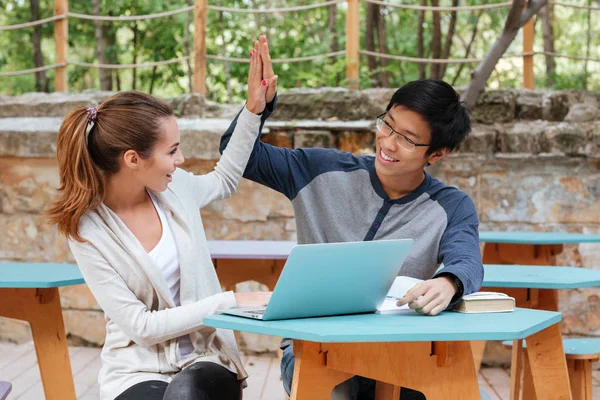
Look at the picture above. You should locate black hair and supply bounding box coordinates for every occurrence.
[385,79,471,155]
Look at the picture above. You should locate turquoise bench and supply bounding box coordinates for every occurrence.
[504,338,600,400]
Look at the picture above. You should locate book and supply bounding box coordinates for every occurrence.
[375,276,516,315]
[452,292,515,313]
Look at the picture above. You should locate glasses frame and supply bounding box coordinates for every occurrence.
[376,113,431,152]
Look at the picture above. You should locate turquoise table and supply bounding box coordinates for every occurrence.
[483,264,600,289]
[479,231,600,314]
[479,231,600,295]
[479,231,600,245]
[205,309,571,400]
[479,263,600,400]
[0,263,85,400]
[209,234,600,294]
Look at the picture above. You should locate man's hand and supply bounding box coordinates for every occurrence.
[258,34,278,103]
[246,40,268,115]
[397,276,458,316]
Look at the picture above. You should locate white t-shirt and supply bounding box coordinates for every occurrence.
[148,193,194,357]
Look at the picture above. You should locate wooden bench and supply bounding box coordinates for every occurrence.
[504,338,600,400]
[0,381,12,400]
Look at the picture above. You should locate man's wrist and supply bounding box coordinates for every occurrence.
[437,273,463,297]
[441,276,458,294]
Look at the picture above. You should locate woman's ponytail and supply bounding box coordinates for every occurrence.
[45,107,105,242]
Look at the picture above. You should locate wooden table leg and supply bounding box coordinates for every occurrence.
[522,352,537,400]
[290,341,353,400]
[526,323,572,400]
[374,382,401,400]
[568,359,593,400]
[471,340,487,373]
[510,340,524,400]
[482,242,565,400]
[323,341,480,400]
[0,288,76,400]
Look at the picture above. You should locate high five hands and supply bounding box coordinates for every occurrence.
[245,35,278,115]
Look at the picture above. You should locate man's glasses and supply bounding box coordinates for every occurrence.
[376,113,430,153]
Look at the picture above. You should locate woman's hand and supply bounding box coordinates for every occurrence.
[234,291,272,308]
[258,35,278,104]
[246,40,269,115]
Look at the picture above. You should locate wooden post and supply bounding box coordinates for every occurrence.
[193,0,207,95]
[523,1,535,89]
[54,0,68,92]
[346,0,359,90]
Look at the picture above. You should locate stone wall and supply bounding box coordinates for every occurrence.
[0,88,599,364]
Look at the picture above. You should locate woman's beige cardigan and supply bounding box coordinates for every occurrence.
[68,107,261,400]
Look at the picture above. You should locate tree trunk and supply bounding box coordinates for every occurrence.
[148,65,157,94]
[92,0,112,91]
[417,0,426,79]
[102,9,119,91]
[376,7,389,87]
[184,0,193,93]
[328,4,339,53]
[451,11,483,86]
[102,22,120,91]
[583,0,592,89]
[429,0,442,79]
[440,0,459,78]
[366,3,378,85]
[217,0,232,103]
[327,3,340,86]
[539,4,556,87]
[131,22,138,90]
[461,0,548,108]
[30,0,48,92]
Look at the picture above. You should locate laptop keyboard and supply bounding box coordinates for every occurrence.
[244,309,265,315]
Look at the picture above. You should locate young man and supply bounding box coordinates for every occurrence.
[220,78,483,400]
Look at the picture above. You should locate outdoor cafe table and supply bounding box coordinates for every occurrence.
[478,233,600,393]
[0,263,84,400]
[479,231,600,313]
[204,309,572,400]
[480,264,600,400]
[481,263,600,312]
[208,240,295,291]
[480,231,600,275]
[210,233,600,309]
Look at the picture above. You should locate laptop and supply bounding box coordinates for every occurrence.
[222,239,413,320]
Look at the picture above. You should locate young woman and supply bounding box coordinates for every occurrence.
[46,38,277,400]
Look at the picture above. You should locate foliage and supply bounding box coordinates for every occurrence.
[0,0,598,101]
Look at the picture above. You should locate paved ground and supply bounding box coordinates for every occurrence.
[2,341,599,399]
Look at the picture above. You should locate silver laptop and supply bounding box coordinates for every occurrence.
[222,239,413,320]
